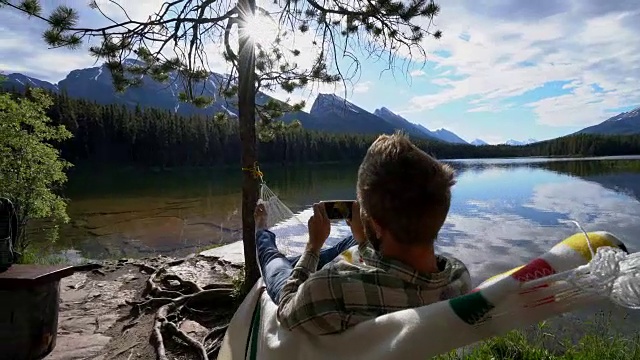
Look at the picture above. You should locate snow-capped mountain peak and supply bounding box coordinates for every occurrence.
[504,138,538,146]
[575,105,640,135]
[604,106,640,123]
[4,73,59,92]
[470,139,488,146]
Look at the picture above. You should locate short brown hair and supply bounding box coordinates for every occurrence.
[357,132,455,245]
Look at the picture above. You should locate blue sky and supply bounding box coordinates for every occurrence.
[1,0,639,144]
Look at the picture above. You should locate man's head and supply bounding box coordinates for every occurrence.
[357,132,455,251]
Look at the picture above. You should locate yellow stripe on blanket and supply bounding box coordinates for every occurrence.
[483,265,525,284]
[560,231,616,261]
[478,231,626,289]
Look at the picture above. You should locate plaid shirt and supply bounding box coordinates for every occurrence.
[277,242,472,335]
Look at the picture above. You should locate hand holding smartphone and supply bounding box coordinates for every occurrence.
[322,200,356,220]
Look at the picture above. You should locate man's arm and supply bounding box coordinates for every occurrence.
[276,249,345,335]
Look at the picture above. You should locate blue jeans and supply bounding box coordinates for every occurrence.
[256,229,357,304]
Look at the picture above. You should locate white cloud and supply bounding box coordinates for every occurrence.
[400,1,640,127]
[524,181,640,248]
[410,70,426,77]
[0,20,100,81]
[353,81,373,94]
[467,105,498,113]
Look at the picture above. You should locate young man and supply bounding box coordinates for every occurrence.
[255,132,471,335]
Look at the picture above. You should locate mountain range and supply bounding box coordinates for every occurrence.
[1,62,470,144]
[3,64,469,144]
[2,61,639,144]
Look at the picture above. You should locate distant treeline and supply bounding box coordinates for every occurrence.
[5,89,640,167]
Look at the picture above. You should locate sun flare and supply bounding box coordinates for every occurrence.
[244,14,279,46]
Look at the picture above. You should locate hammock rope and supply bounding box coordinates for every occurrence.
[246,163,309,257]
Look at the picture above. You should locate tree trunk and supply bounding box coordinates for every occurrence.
[237,0,261,293]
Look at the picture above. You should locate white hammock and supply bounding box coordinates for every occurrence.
[215,183,640,360]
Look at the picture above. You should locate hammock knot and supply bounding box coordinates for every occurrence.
[243,161,264,183]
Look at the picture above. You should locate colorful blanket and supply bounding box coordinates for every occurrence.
[216,231,628,360]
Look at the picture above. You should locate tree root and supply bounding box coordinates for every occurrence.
[203,283,234,290]
[161,273,204,293]
[203,325,229,357]
[153,305,169,360]
[148,291,234,359]
[131,263,157,274]
[129,288,233,307]
[128,256,239,359]
[164,322,209,360]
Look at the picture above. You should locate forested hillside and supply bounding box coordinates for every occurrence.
[6,89,640,167]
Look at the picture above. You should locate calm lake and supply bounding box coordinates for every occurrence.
[45,155,640,338]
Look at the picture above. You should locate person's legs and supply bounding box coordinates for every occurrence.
[287,235,357,269]
[256,229,293,304]
[257,232,358,303]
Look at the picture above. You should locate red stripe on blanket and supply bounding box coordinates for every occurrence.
[524,295,556,308]
[519,283,550,295]
[510,258,555,282]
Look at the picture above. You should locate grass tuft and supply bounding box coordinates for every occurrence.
[433,318,640,360]
[15,247,68,265]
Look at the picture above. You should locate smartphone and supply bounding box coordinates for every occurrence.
[322,200,355,220]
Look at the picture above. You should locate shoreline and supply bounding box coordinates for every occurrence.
[66,154,640,172]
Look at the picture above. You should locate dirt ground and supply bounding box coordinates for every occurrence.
[46,255,242,360]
